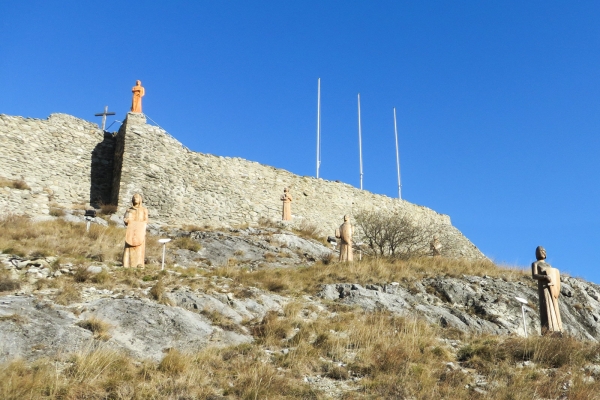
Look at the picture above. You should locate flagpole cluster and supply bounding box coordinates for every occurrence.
[314,80,401,198]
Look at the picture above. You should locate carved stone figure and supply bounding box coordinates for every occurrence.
[335,215,354,262]
[131,80,145,113]
[531,246,563,334]
[123,193,148,268]
[280,188,292,221]
[430,235,442,257]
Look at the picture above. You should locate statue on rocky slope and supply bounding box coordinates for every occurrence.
[131,80,145,113]
[123,193,148,268]
[280,188,292,221]
[430,235,442,257]
[335,215,354,262]
[531,246,563,334]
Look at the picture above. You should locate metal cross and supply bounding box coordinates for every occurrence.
[94,106,116,131]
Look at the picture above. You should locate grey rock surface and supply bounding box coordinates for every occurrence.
[191,228,331,268]
[319,274,600,340]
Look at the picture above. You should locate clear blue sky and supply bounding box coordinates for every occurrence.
[2,2,600,282]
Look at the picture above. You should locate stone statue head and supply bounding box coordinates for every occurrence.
[284,187,288,193]
[136,80,141,86]
[343,215,350,222]
[535,246,546,261]
[132,193,143,206]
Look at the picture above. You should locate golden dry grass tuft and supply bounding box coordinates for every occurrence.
[0,177,30,190]
[77,317,112,341]
[211,256,527,296]
[172,236,202,252]
[54,283,81,305]
[0,215,162,266]
[0,272,21,292]
[0,313,28,324]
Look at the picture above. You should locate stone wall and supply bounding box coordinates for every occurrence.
[115,113,483,258]
[0,113,115,210]
[0,112,484,259]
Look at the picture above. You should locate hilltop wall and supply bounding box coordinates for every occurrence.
[0,112,484,259]
[0,114,115,214]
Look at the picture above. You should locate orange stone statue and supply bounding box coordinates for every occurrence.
[335,215,354,262]
[131,80,145,113]
[531,246,563,334]
[123,193,148,268]
[280,188,293,221]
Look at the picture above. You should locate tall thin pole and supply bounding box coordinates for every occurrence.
[393,108,401,199]
[358,93,363,190]
[316,78,321,178]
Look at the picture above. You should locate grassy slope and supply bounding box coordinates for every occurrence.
[1,217,599,399]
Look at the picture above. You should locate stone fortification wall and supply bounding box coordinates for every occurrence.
[115,114,483,258]
[0,112,484,259]
[0,113,115,212]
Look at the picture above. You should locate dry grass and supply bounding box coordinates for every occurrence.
[77,317,112,341]
[149,279,172,305]
[0,274,21,292]
[49,207,66,217]
[0,177,30,190]
[98,203,118,215]
[1,307,600,398]
[54,283,81,305]
[0,313,28,324]
[172,236,202,252]
[292,219,325,244]
[0,215,162,266]
[211,256,527,296]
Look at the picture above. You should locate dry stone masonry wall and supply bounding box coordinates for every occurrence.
[0,112,484,259]
[0,113,115,212]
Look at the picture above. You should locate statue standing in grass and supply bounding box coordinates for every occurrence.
[123,193,148,268]
[531,246,563,334]
[335,215,354,262]
[281,187,292,221]
[430,235,442,257]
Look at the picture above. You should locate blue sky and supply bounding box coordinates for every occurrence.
[2,1,600,282]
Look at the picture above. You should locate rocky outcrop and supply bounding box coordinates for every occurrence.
[319,274,600,340]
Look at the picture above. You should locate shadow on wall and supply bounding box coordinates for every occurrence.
[89,132,117,208]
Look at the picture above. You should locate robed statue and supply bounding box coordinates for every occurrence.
[531,246,563,334]
[123,193,148,268]
[280,188,293,221]
[131,80,145,113]
[335,215,354,262]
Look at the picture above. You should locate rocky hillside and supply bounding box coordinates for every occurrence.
[2,217,600,398]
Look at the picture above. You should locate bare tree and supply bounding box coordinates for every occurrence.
[354,209,441,259]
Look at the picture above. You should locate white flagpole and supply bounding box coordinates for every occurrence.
[393,108,401,199]
[316,78,321,179]
[358,93,363,190]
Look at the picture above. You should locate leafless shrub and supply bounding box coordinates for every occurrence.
[354,209,440,259]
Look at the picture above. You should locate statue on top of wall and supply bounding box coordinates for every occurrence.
[335,215,354,262]
[123,193,148,268]
[531,246,563,335]
[281,187,292,221]
[131,80,145,113]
